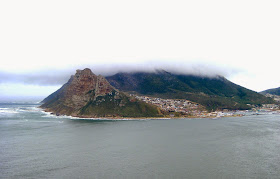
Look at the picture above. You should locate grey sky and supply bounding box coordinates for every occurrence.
[0,0,280,99]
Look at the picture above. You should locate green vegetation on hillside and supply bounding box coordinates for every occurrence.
[79,91,161,117]
[261,87,280,96]
[106,71,274,111]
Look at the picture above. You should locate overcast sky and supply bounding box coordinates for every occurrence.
[1,0,280,100]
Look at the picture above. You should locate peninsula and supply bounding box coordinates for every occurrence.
[40,68,162,118]
[41,68,276,118]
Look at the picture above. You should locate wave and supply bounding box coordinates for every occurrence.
[40,110,170,121]
[0,108,19,114]
[30,120,64,123]
[41,111,77,119]
[0,106,43,115]
[1,105,168,121]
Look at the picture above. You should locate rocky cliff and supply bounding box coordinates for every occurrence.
[40,68,161,118]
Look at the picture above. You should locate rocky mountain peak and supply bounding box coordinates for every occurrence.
[40,68,160,118]
[75,68,95,77]
[67,69,97,97]
[95,75,117,97]
[41,68,117,112]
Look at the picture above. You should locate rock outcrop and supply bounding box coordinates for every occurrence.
[40,68,161,118]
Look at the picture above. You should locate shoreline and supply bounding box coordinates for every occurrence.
[39,107,244,120]
[40,107,172,120]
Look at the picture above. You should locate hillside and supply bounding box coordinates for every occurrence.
[261,87,280,96]
[106,70,274,111]
[40,68,161,118]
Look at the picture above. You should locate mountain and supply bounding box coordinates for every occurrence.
[40,68,161,118]
[106,70,274,111]
[261,87,280,96]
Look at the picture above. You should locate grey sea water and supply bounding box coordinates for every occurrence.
[1,103,280,179]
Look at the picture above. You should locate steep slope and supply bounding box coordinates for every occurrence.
[261,87,280,96]
[40,68,161,118]
[106,70,274,111]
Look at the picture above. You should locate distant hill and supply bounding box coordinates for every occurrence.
[106,70,274,111]
[41,68,161,118]
[261,87,280,96]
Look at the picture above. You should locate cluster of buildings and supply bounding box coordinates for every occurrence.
[131,95,208,116]
[265,94,280,102]
[130,94,280,118]
[130,94,247,118]
[260,104,279,110]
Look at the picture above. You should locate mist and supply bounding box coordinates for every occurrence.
[0,60,240,86]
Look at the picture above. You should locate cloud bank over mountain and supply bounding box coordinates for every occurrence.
[0,60,240,86]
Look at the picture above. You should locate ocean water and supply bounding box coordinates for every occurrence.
[1,103,280,179]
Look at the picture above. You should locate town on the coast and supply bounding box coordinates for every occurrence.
[41,68,280,119]
[130,94,280,118]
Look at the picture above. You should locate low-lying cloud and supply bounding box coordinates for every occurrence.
[0,60,240,86]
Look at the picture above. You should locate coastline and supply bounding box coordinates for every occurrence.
[39,107,243,120]
[40,107,172,120]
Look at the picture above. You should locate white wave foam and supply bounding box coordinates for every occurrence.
[39,108,171,121]
[40,110,136,120]
[14,106,43,113]
[0,106,42,115]
[0,108,9,109]
[42,113,83,120]
[41,112,168,121]
[32,120,64,123]
[0,108,19,114]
